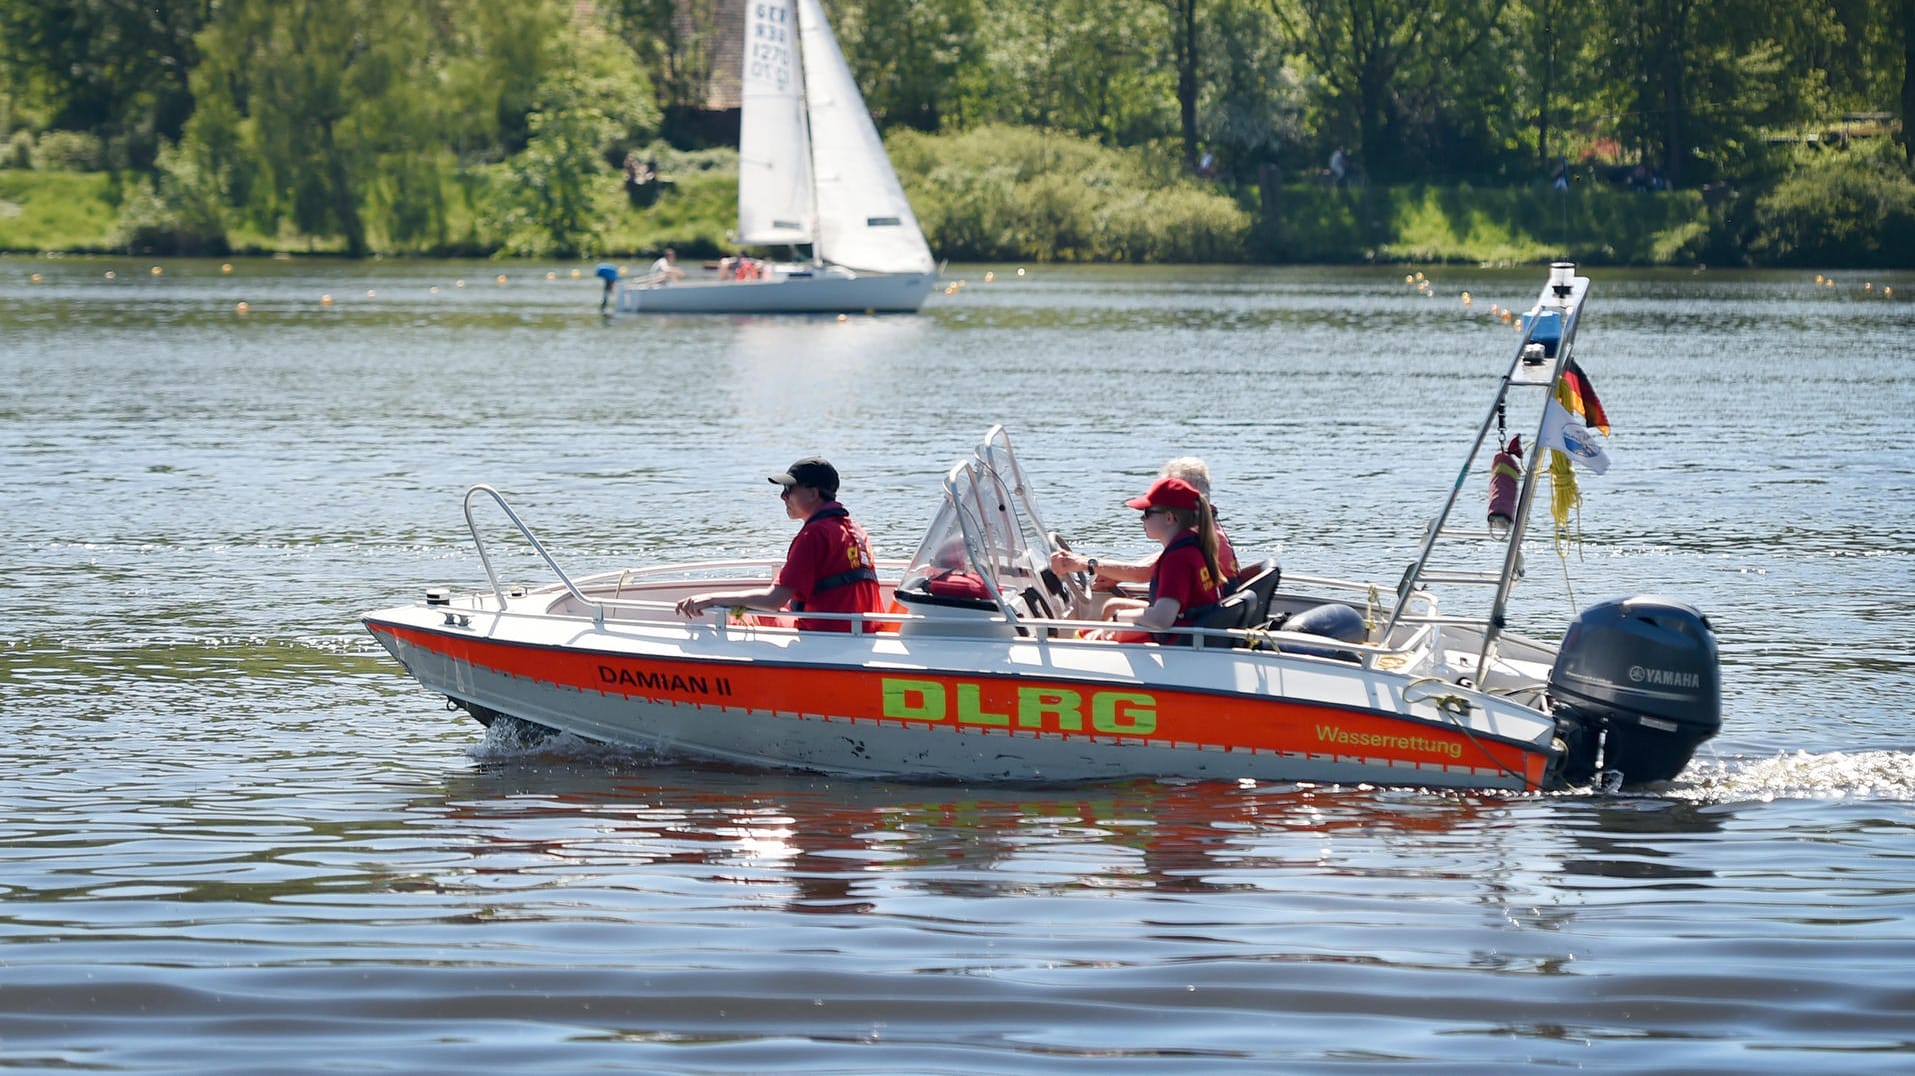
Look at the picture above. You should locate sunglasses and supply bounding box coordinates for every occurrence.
[1140,507,1172,518]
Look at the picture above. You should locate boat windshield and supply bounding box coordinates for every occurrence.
[900,427,1070,616]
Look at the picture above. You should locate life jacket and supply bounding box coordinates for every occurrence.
[1146,531,1221,640]
[787,505,879,616]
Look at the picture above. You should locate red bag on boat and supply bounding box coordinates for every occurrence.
[926,570,991,600]
[1488,436,1522,536]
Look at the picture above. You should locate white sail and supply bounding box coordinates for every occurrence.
[737,0,814,246]
[795,0,935,274]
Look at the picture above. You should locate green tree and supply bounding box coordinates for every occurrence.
[184,0,451,253]
[0,0,209,168]
[836,0,984,131]
[1162,0,1200,170]
[495,37,658,257]
[1198,0,1302,179]
[608,0,721,144]
[1271,0,1509,181]
[1587,0,1839,187]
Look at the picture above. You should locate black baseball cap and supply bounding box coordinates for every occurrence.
[767,457,839,498]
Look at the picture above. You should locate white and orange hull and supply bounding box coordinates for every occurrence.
[363,571,1558,790]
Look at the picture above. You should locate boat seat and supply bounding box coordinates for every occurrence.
[1225,559,1282,625]
[1171,589,1258,648]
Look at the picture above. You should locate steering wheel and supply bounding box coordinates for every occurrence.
[1045,531,1092,611]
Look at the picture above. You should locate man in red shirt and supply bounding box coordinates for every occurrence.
[675,457,882,632]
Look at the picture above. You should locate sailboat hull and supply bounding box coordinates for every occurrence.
[618,270,937,314]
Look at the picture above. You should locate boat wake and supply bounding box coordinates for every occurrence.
[1669,749,1915,801]
[467,715,662,766]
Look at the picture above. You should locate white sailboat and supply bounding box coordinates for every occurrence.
[617,0,938,314]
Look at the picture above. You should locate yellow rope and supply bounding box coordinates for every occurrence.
[1548,449,1583,553]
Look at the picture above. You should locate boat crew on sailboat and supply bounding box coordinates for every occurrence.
[617,0,938,315]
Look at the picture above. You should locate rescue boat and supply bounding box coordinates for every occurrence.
[364,264,1722,792]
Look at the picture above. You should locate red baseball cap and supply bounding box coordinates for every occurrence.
[1125,476,1202,511]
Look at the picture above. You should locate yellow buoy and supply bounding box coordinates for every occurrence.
[222,263,234,274]
[546,271,556,280]
[30,273,42,283]
[366,289,377,299]
[105,270,116,280]
[429,286,439,294]
[1461,291,1472,305]
[984,271,995,283]
[1405,274,1415,285]
[1815,274,1825,284]
[1864,282,1873,291]
[570,268,581,279]
[321,294,333,305]
[150,265,163,276]
[496,274,507,285]
[836,313,848,322]
[455,280,465,288]
[1885,286,1894,298]
[235,301,249,315]
[1016,267,1026,276]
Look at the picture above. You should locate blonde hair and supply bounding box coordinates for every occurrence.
[1159,457,1213,499]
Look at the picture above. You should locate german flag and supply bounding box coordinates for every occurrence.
[1558,359,1611,435]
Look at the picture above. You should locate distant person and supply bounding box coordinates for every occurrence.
[1084,477,1226,644]
[1551,158,1570,191]
[1197,149,1217,179]
[624,152,660,207]
[676,457,882,633]
[595,262,620,312]
[1329,146,1348,188]
[648,247,684,283]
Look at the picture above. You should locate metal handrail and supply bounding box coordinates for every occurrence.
[456,484,1443,658]
[463,484,607,629]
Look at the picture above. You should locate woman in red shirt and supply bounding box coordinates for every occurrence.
[1094,476,1225,643]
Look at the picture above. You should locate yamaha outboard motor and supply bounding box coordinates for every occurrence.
[1548,596,1721,786]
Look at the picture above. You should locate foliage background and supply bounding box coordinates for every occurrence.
[0,0,1908,264]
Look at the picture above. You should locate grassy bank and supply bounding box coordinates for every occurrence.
[0,171,121,252]
[1263,184,1712,266]
[6,131,1912,267]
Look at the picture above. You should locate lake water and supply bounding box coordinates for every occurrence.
[4,255,1914,1071]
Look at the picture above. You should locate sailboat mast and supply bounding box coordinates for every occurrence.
[797,0,823,266]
